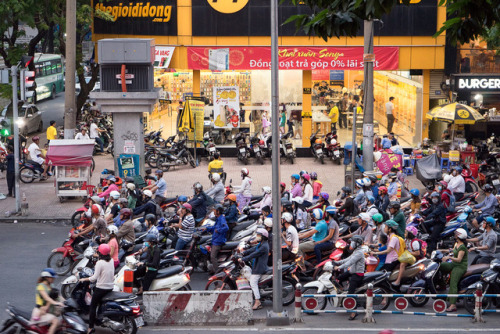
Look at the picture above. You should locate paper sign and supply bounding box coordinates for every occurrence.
[154,46,175,68]
[213,86,240,128]
[209,48,229,70]
[124,140,135,154]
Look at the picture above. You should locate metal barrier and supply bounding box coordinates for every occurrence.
[295,283,494,323]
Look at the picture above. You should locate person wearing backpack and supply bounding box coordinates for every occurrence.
[437,180,455,212]
[370,220,404,272]
[388,201,406,238]
[133,190,160,221]
[421,192,447,255]
[392,226,426,286]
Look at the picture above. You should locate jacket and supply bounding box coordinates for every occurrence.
[376,194,390,213]
[205,181,225,203]
[422,202,447,225]
[145,245,161,270]
[234,177,253,197]
[98,184,119,199]
[225,203,239,225]
[189,192,208,220]
[206,215,229,246]
[291,183,303,198]
[133,199,157,217]
[242,241,270,275]
[337,247,365,274]
[117,219,135,243]
[392,210,406,238]
[254,194,272,210]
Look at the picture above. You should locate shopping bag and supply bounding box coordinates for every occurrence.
[398,250,416,265]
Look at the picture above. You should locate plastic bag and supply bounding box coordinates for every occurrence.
[398,250,416,265]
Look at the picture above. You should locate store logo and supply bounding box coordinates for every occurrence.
[95,2,173,23]
[458,110,470,119]
[458,78,500,90]
[207,0,249,14]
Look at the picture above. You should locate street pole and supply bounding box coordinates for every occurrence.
[351,106,357,191]
[11,66,21,213]
[64,0,77,139]
[362,20,374,172]
[267,0,288,326]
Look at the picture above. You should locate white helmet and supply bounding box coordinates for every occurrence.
[110,191,120,200]
[323,261,334,272]
[358,212,371,222]
[143,190,153,198]
[444,174,452,183]
[355,179,364,188]
[212,173,221,182]
[241,168,249,176]
[282,212,293,223]
[292,197,304,204]
[107,225,118,235]
[126,183,136,191]
[262,186,272,194]
[455,228,467,240]
[362,178,371,187]
[331,139,337,145]
[263,218,273,228]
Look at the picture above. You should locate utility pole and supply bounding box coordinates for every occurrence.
[64,0,77,139]
[267,0,289,326]
[11,67,21,213]
[362,20,374,172]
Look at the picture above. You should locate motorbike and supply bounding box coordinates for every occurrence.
[249,134,265,165]
[463,258,500,314]
[280,130,296,164]
[407,250,490,307]
[203,132,218,161]
[66,268,143,334]
[461,165,480,193]
[324,132,343,165]
[156,139,196,171]
[1,302,88,334]
[312,239,349,279]
[18,160,50,183]
[234,132,250,165]
[309,129,326,164]
[47,233,91,276]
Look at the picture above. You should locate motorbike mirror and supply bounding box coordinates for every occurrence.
[230,179,232,184]
[337,191,341,196]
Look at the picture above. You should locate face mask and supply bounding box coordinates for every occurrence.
[144,242,150,248]
[432,198,439,204]
[438,186,442,191]
[452,171,457,176]
[255,235,262,242]
[341,193,346,199]
[154,176,158,181]
[350,241,356,249]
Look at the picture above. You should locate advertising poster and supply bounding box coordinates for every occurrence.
[154,46,175,68]
[213,86,240,129]
[185,99,205,141]
[376,152,403,174]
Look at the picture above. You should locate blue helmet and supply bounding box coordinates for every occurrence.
[312,208,323,220]
[367,196,375,203]
[291,174,300,181]
[485,217,496,227]
[325,206,337,215]
[41,268,56,278]
[410,188,420,196]
[178,195,188,202]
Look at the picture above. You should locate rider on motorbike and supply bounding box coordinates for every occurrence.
[467,216,498,264]
[366,196,379,220]
[421,192,447,255]
[104,191,121,223]
[313,206,340,262]
[205,173,225,204]
[225,194,239,230]
[133,190,158,221]
[297,209,328,269]
[376,186,390,218]
[189,182,208,223]
[136,234,162,293]
[368,175,379,201]
[448,166,465,201]
[31,268,63,334]
[280,182,290,201]
[311,172,323,200]
[471,185,498,230]
[281,212,299,261]
[206,204,229,274]
[338,186,357,217]
[233,168,253,210]
[410,188,421,214]
[353,179,367,208]
[98,175,119,200]
[292,197,308,230]
[290,174,303,198]
[253,186,272,212]
[342,212,373,244]
[173,203,195,250]
[27,136,50,179]
[301,173,314,207]
[388,201,406,238]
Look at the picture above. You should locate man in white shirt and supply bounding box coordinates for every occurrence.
[385,97,395,133]
[448,167,466,200]
[75,128,90,140]
[27,136,50,178]
[89,120,105,153]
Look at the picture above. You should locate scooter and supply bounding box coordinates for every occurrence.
[203,132,218,161]
[157,139,196,171]
[249,134,265,165]
[463,258,500,314]
[324,132,343,165]
[280,130,296,164]
[47,234,91,276]
[312,239,349,279]
[234,133,250,165]
[18,160,50,183]
[309,129,325,164]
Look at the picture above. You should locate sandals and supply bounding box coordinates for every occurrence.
[446,306,457,312]
[252,303,263,310]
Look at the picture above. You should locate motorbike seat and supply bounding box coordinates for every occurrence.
[161,249,176,258]
[222,241,240,250]
[463,264,490,278]
[102,291,135,302]
[455,200,469,207]
[164,197,177,204]
[9,306,32,323]
[362,271,385,283]
[199,235,212,244]
[156,265,184,279]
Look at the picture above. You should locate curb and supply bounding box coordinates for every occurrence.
[0,217,71,225]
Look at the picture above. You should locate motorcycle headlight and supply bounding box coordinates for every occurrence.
[425,270,436,279]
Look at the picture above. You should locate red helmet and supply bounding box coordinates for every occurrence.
[379,186,388,194]
[280,182,286,188]
[120,208,132,219]
[91,204,100,215]
[98,244,111,256]
[439,180,448,188]
[259,140,265,146]
[182,203,192,212]
[32,136,40,141]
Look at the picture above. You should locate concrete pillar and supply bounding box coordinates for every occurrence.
[112,112,145,175]
[422,70,430,140]
[302,70,312,147]
[193,70,200,97]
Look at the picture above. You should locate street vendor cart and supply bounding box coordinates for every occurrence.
[46,139,95,202]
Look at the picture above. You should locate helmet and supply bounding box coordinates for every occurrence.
[144,234,158,243]
[110,191,120,200]
[91,204,101,215]
[362,178,371,187]
[126,183,136,191]
[406,226,418,237]
[119,198,128,205]
[310,172,318,180]
[91,195,101,203]
[281,200,292,209]
[120,208,132,219]
[155,169,163,175]
[378,186,388,194]
[388,172,397,179]
[143,190,153,198]
[331,139,337,145]
[464,206,473,213]
[256,228,269,239]
[282,212,293,223]
[241,168,249,176]
[454,166,463,173]
[292,197,304,205]
[355,179,364,188]
[443,175,453,183]
[32,136,40,141]
[358,212,371,222]
[263,218,273,228]
[182,203,192,212]
[325,205,337,215]
[41,268,56,278]
[291,174,300,181]
[438,180,448,188]
[351,235,364,248]
[367,196,375,203]
[410,188,420,196]
[107,176,116,183]
[368,175,378,183]
[323,261,334,272]
[302,173,310,181]
[454,228,467,240]
[262,186,272,194]
[227,194,237,202]
[98,244,111,256]
[107,225,118,235]
[384,220,399,229]
[211,173,221,182]
[319,192,329,201]
[484,184,494,192]
[430,191,440,198]
[315,138,322,145]
[280,182,286,188]
[299,170,308,176]
[342,186,352,194]
[214,204,224,214]
[178,195,188,202]
[259,140,265,145]
[193,182,203,191]
[485,216,496,227]
[145,213,157,225]
[388,201,400,210]
[372,213,383,223]
[312,208,323,220]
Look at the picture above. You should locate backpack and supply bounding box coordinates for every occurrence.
[415,238,428,259]
[446,191,456,213]
[149,199,163,218]
[391,234,406,257]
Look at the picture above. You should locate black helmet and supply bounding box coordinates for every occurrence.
[368,175,378,183]
[388,172,397,179]
[145,213,157,225]
[281,200,292,210]
[484,184,494,192]
[342,186,352,194]
[388,201,401,210]
[351,235,364,248]
[214,204,224,214]
[144,234,157,243]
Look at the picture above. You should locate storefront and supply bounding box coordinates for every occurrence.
[92,0,446,148]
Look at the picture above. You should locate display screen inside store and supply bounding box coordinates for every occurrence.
[147,69,422,148]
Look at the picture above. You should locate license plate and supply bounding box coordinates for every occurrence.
[134,317,144,327]
[254,147,260,152]
[239,148,246,153]
[493,179,500,185]
[287,149,293,153]
[316,149,323,155]
[209,147,216,152]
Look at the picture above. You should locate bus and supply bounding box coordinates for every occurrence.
[29,53,65,103]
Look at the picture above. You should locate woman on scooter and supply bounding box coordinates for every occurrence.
[31,268,64,334]
[301,173,314,207]
[136,234,162,293]
[106,225,120,268]
[409,189,421,214]
[370,220,401,272]
[439,228,468,312]
[393,226,423,287]
[290,174,303,198]
[233,168,253,210]
[333,235,366,320]
[79,244,115,334]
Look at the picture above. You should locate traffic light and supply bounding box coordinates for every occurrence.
[23,70,36,103]
[20,55,33,68]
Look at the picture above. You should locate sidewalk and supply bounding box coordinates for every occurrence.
[0,156,421,221]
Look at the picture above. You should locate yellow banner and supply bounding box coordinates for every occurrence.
[186,99,205,142]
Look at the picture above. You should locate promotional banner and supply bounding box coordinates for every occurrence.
[188,47,399,71]
[213,87,240,129]
[185,99,205,142]
[154,46,175,68]
[376,152,403,174]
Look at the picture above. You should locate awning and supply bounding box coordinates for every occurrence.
[46,139,95,167]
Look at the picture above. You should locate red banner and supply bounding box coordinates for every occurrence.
[187,46,399,71]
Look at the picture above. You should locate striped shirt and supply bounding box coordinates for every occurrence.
[177,214,195,241]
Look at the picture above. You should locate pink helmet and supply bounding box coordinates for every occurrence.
[302,173,310,181]
[182,203,192,212]
[406,226,418,237]
[98,244,111,256]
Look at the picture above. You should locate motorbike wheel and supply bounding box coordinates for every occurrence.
[408,288,430,307]
[71,211,84,227]
[205,279,234,291]
[47,252,73,276]
[257,155,263,165]
[61,283,76,299]
[301,287,327,313]
[466,181,479,193]
[188,153,196,168]
[336,157,342,165]
[319,155,325,164]
[147,154,158,168]
[289,156,294,164]
[372,287,391,310]
[0,319,17,334]
[156,157,170,172]
[179,284,192,291]
[243,156,248,165]
[282,277,296,306]
[119,316,138,334]
[19,167,35,183]
[463,288,490,314]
